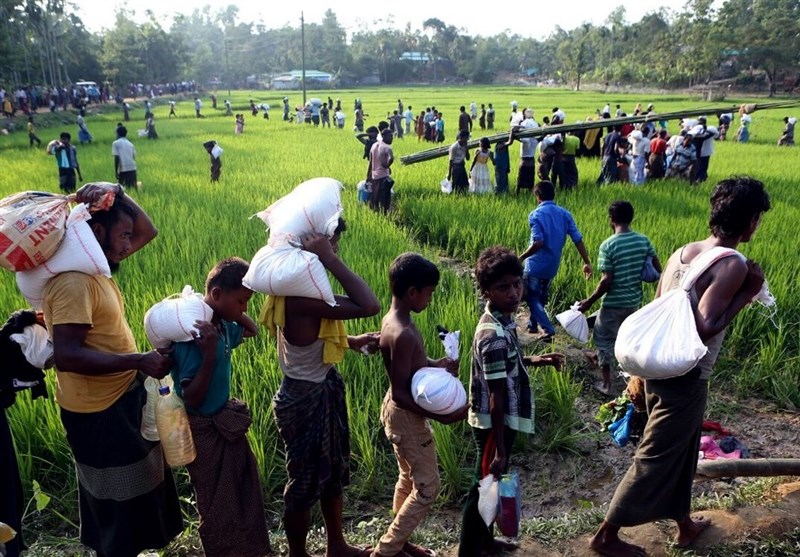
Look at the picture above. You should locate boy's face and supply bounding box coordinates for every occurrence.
[210,286,253,322]
[408,285,436,314]
[484,274,523,316]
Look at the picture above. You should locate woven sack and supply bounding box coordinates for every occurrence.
[144,285,214,349]
[0,192,71,271]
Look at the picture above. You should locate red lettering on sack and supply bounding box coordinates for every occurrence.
[29,211,65,247]
[0,232,11,253]
[6,246,35,270]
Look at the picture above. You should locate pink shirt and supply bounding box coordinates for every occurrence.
[370,142,393,180]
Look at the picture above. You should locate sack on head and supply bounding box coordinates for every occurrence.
[16,204,110,309]
[0,192,71,272]
[242,244,336,306]
[144,285,214,349]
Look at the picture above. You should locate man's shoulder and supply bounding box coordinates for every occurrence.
[45,271,98,297]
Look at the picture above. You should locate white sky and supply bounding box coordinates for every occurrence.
[72,0,684,40]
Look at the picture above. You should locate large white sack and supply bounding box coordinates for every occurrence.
[411,366,467,415]
[255,177,343,245]
[242,244,336,306]
[144,285,214,349]
[556,303,589,343]
[16,204,110,309]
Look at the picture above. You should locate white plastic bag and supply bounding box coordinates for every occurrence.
[16,204,110,309]
[411,366,467,415]
[556,303,589,343]
[615,247,741,379]
[242,244,336,306]
[144,285,214,349]
[477,474,499,527]
[10,324,53,369]
[440,177,453,194]
[441,330,460,360]
[211,144,223,159]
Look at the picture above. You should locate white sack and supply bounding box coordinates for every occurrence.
[411,366,467,415]
[242,244,336,306]
[440,178,453,194]
[16,204,110,309]
[556,303,589,343]
[9,324,53,369]
[478,475,499,527]
[442,330,460,360]
[144,285,214,349]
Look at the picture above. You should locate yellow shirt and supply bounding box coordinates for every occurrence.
[43,272,138,412]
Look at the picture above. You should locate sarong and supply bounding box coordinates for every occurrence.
[1,409,24,557]
[648,153,665,179]
[561,155,578,188]
[60,380,183,557]
[274,368,350,512]
[606,368,707,526]
[517,158,535,190]
[451,162,469,194]
[187,400,271,557]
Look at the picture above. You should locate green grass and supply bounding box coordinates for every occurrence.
[1,87,798,545]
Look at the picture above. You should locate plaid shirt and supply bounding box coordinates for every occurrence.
[468,305,534,434]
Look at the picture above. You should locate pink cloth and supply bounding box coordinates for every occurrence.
[699,435,741,460]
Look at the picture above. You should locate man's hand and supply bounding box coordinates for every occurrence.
[583,263,593,279]
[742,260,765,301]
[192,320,219,359]
[489,453,508,479]
[525,352,565,371]
[139,349,173,378]
[577,299,592,314]
[430,357,459,376]
[300,232,336,263]
[75,182,114,206]
[349,332,380,354]
[435,403,469,424]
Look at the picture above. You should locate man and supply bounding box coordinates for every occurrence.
[666,133,697,182]
[578,201,660,394]
[486,103,495,129]
[691,117,717,183]
[519,181,592,341]
[283,96,290,121]
[403,105,413,135]
[44,185,183,557]
[447,130,470,195]
[590,176,771,557]
[112,125,137,190]
[597,125,622,185]
[458,105,473,136]
[194,97,203,118]
[369,129,394,213]
[648,130,668,179]
[513,109,539,195]
[50,132,82,193]
[560,131,580,189]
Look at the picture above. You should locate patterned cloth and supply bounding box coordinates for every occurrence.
[273,368,350,511]
[467,305,534,434]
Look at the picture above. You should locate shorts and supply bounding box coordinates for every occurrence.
[59,169,76,193]
[118,170,137,189]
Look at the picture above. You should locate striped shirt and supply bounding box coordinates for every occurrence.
[598,231,656,308]
[468,306,534,434]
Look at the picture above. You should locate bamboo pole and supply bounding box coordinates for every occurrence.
[400,101,800,166]
[696,458,800,480]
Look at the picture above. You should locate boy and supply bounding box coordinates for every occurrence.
[203,140,222,182]
[578,201,660,395]
[49,132,82,193]
[27,116,41,148]
[374,253,468,557]
[459,246,563,557]
[171,257,271,557]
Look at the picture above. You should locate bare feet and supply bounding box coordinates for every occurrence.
[593,380,614,396]
[589,530,646,557]
[480,538,519,555]
[582,349,599,368]
[403,542,436,557]
[328,544,372,557]
[675,515,711,548]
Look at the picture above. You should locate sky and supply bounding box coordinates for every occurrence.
[71,0,679,40]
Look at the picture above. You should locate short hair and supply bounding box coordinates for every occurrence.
[60,132,71,140]
[459,130,470,139]
[709,176,771,239]
[389,253,440,298]
[609,200,634,224]
[366,125,378,134]
[534,180,555,201]
[117,125,128,137]
[378,121,389,131]
[476,246,522,291]
[206,257,249,292]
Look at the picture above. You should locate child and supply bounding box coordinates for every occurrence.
[170,257,271,557]
[49,132,82,193]
[373,253,468,557]
[168,100,177,118]
[235,114,245,135]
[469,137,494,194]
[203,140,222,182]
[458,247,563,557]
[27,116,41,148]
[494,139,510,193]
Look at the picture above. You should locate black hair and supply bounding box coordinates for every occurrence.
[206,257,250,293]
[709,176,771,239]
[609,200,634,224]
[366,125,378,134]
[476,246,523,292]
[534,180,555,201]
[378,121,389,131]
[117,125,128,138]
[389,253,440,298]
[333,217,347,237]
[60,132,70,140]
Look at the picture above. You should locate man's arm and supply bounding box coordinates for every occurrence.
[234,312,258,338]
[574,240,593,278]
[519,214,544,261]
[114,155,120,178]
[180,321,217,409]
[695,257,763,341]
[579,271,613,313]
[52,323,171,378]
[487,378,507,478]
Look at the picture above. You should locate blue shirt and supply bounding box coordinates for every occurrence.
[525,201,583,280]
[170,320,244,416]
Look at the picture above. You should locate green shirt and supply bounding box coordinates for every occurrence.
[171,320,244,416]
[598,231,656,309]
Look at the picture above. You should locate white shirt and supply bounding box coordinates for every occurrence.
[112,137,137,172]
[510,111,524,127]
[554,109,566,122]
[335,111,345,123]
[519,118,539,158]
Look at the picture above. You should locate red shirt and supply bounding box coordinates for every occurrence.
[650,137,668,155]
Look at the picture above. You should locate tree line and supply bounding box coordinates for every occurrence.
[2,0,799,95]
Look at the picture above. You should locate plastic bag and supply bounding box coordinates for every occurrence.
[410,367,467,415]
[243,244,336,306]
[556,302,589,343]
[441,330,460,360]
[497,472,521,537]
[608,404,634,447]
[615,247,741,379]
[477,475,498,527]
[640,255,660,283]
[440,177,453,194]
[0,191,71,271]
[144,285,214,349]
[16,204,110,309]
[211,144,223,159]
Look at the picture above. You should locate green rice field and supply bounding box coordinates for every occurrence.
[1,87,799,545]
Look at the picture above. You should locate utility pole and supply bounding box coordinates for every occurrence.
[301,11,307,105]
[225,38,231,98]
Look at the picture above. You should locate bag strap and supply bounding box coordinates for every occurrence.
[680,247,744,291]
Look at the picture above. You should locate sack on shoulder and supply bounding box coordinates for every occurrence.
[615,247,742,380]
